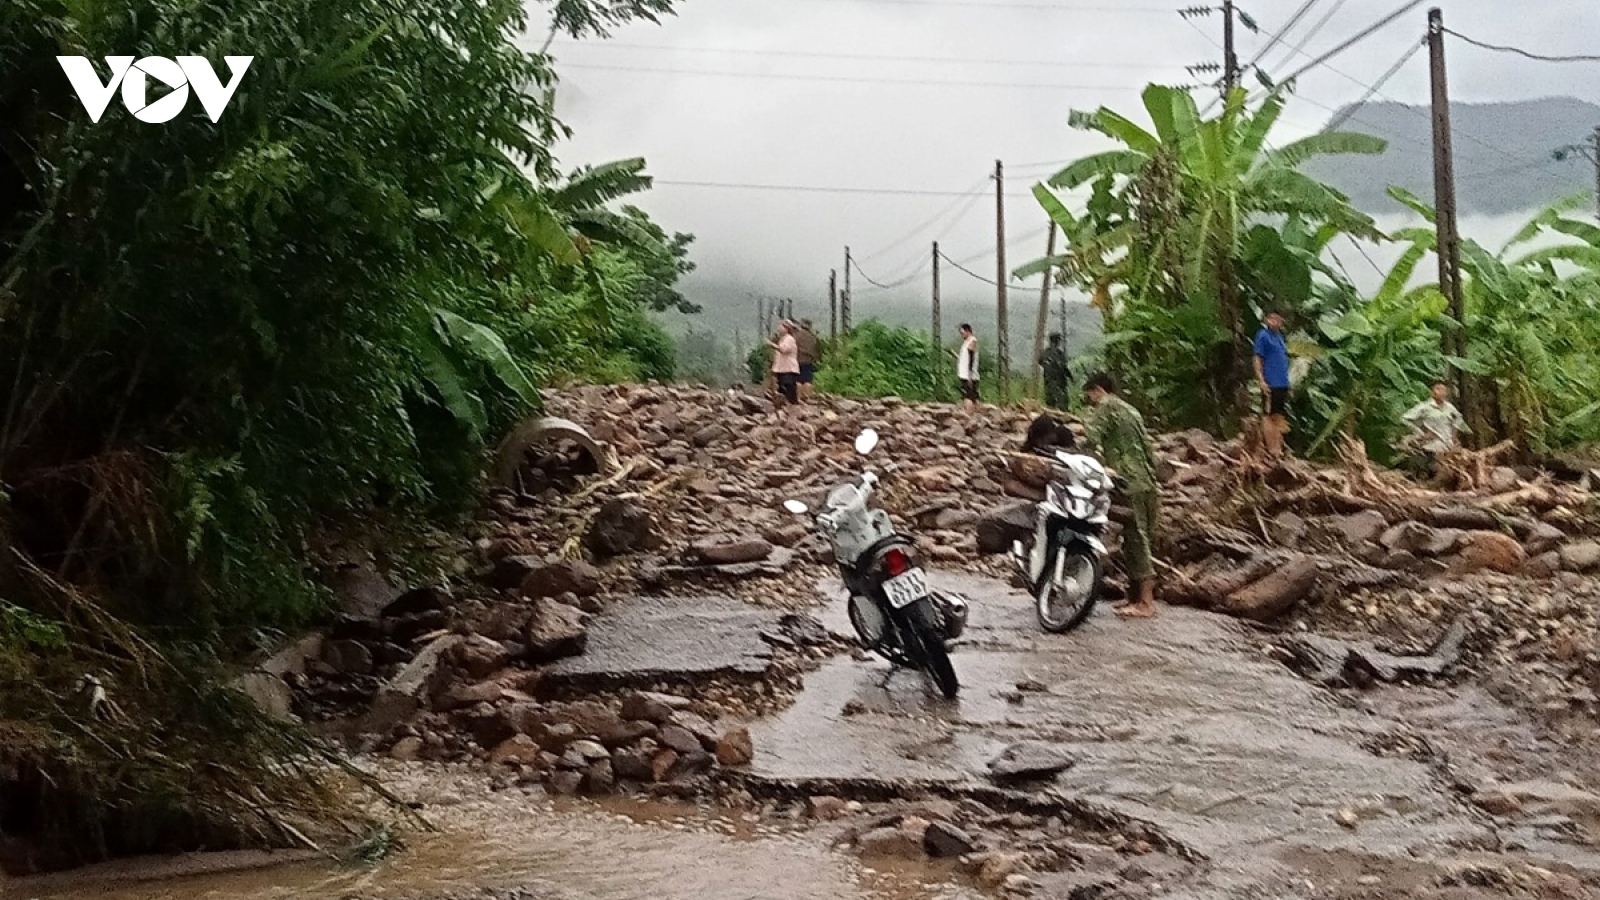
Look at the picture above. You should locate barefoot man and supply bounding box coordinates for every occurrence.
[1083,372,1160,619]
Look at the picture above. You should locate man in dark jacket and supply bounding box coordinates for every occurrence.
[795,319,820,403]
[1039,333,1071,411]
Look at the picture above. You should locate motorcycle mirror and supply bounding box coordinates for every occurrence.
[854,429,880,456]
[782,499,809,515]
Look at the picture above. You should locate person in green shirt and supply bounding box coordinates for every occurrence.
[1401,379,1469,477]
[1083,371,1161,619]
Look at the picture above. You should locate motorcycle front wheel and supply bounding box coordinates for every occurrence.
[1036,546,1102,634]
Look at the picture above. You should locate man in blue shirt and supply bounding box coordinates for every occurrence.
[1252,310,1291,460]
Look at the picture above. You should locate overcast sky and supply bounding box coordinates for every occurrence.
[523,0,1600,319]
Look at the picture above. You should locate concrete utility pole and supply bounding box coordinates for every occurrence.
[1428,7,1467,413]
[828,270,838,340]
[1032,222,1057,398]
[995,159,1010,400]
[932,241,943,399]
[842,247,853,335]
[1222,0,1240,95]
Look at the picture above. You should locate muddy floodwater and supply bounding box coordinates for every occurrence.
[16,779,979,900]
[15,572,1600,899]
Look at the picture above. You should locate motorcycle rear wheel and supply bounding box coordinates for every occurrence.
[906,600,959,699]
[1036,547,1102,634]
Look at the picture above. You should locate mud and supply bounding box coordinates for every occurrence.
[15,768,979,900]
[20,574,1600,900]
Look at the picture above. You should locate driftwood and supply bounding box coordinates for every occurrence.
[1436,439,1517,492]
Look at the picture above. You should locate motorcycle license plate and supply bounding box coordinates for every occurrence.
[883,568,930,609]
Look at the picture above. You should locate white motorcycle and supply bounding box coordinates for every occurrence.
[785,429,966,699]
[1013,451,1114,633]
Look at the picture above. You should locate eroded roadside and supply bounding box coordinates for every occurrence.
[16,384,1600,900]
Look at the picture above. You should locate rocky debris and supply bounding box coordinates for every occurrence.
[1276,619,1467,687]
[366,634,466,733]
[1559,540,1600,573]
[988,741,1076,780]
[690,536,774,565]
[1451,530,1526,575]
[976,501,1036,555]
[520,559,602,599]
[924,821,978,858]
[714,726,754,766]
[522,597,589,664]
[585,497,662,558]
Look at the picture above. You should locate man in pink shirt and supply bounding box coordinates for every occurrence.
[769,320,801,414]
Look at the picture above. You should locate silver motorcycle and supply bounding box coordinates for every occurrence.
[1013,451,1113,633]
[785,429,966,699]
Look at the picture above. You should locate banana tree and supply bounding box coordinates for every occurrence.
[1021,84,1386,432]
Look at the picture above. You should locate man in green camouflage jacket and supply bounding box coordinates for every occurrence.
[1083,371,1160,619]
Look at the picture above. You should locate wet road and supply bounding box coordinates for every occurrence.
[17,573,1600,900]
[751,571,1600,896]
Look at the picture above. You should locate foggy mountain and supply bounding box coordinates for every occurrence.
[1304,96,1600,216]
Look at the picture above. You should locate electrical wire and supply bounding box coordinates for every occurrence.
[1267,0,1350,74]
[553,41,1185,71]
[653,179,1039,198]
[859,182,991,262]
[772,0,1174,11]
[558,62,1148,91]
[851,255,928,291]
[1324,37,1423,131]
[1443,30,1600,64]
[1243,0,1322,75]
[1266,0,1426,95]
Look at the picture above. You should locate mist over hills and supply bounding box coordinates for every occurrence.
[1305,96,1600,217]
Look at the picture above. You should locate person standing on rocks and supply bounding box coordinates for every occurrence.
[795,318,821,403]
[955,323,980,411]
[1401,379,1469,478]
[1039,332,1071,411]
[769,320,801,415]
[1253,309,1292,461]
[1083,372,1160,619]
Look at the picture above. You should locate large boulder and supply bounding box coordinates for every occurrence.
[524,597,589,663]
[690,536,773,565]
[1329,510,1388,547]
[366,634,465,733]
[975,501,1036,555]
[1560,541,1600,573]
[1451,531,1526,575]
[586,497,662,559]
[522,559,602,599]
[1380,521,1460,557]
[1222,557,1323,621]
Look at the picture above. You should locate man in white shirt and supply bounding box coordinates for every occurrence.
[954,323,980,411]
[1401,379,1469,477]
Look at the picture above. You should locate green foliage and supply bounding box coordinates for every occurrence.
[0,0,688,860]
[816,320,939,402]
[1026,85,1385,432]
[678,328,739,386]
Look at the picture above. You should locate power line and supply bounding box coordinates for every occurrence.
[852,255,927,291]
[1243,0,1322,75]
[773,0,1174,11]
[1443,30,1600,64]
[939,250,1014,287]
[1268,0,1350,73]
[558,62,1149,91]
[1267,0,1426,95]
[1324,37,1423,131]
[554,41,1185,71]
[860,181,990,262]
[653,179,1039,198]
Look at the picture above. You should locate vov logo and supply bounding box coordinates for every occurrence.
[57,56,254,124]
